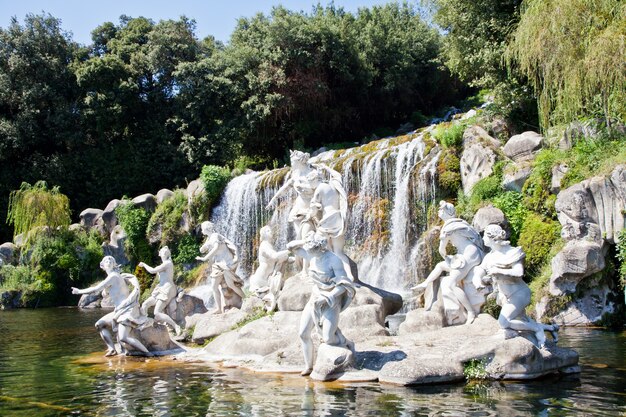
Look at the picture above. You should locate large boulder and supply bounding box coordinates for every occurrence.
[503,131,543,162]
[191,308,247,344]
[311,343,355,381]
[79,208,104,232]
[536,284,617,326]
[101,199,121,234]
[550,241,606,295]
[502,163,532,192]
[276,273,402,322]
[173,294,208,325]
[131,193,157,212]
[156,189,175,204]
[472,205,509,234]
[376,314,578,385]
[125,321,183,356]
[551,163,570,194]
[0,242,17,265]
[102,225,130,266]
[460,126,500,193]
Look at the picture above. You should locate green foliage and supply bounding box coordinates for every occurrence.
[430,0,521,89]
[200,165,231,205]
[6,181,71,243]
[134,265,154,302]
[173,234,200,265]
[0,228,104,306]
[147,190,188,246]
[437,148,462,196]
[188,165,232,223]
[492,191,527,245]
[433,123,465,148]
[463,358,488,380]
[468,175,504,214]
[518,213,560,277]
[508,0,625,128]
[481,297,501,320]
[115,200,153,265]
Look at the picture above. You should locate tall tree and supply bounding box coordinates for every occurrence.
[508,0,625,128]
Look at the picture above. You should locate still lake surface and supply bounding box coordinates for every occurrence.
[0,308,624,416]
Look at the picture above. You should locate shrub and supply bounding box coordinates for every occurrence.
[6,181,71,245]
[192,165,232,222]
[173,234,200,265]
[1,229,105,306]
[115,201,153,265]
[492,191,528,245]
[518,213,560,277]
[147,190,188,246]
[468,174,503,213]
[434,122,465,148]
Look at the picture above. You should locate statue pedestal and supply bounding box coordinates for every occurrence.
[311,342,355,381]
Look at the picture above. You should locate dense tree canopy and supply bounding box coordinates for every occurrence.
[0,5,465,240]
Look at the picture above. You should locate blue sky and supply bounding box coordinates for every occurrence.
[0,0,402,45]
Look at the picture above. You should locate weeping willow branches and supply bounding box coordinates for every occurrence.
[6,181,71,242]
[507,0,625,129]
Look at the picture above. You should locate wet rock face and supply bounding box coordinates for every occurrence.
[102,225,130,266]
[0,242,17,265]
[102,199,121,234]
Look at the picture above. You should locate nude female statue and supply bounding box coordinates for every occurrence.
[413,200,485,324]
[139,246,181,336]
[114,273,151,355]
[288,233,355,376]
[196,221,245,313]
[476,224,559,348]
[72,256,149,356]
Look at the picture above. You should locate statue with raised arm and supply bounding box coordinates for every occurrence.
[476,224,559,348]
[266,150,317,273]
[196,221,245,313]
[71,256,149,356]
[412,200,485,324]
[139,246,181,336]
[249,225,293,311]
[287,232,355,376]
[308,164,354,281]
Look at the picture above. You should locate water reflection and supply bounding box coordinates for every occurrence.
[0,308,625,416]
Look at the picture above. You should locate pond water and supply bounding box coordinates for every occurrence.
[0,308,625,416]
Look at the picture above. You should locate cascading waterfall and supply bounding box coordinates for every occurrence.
[209,129,440,293]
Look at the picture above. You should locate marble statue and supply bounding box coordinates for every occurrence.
[308,164,354,281]
[114,272,151,355]
[249,225,293,311]
[287,232,356,376]
[266,150,317,273]
[476,224,559,348]
[139,246,181,336]
[196,221,245,313]
[71,256,149,356]
[413,201,485,324]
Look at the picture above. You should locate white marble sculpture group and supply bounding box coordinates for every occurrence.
[73,149,560,369]
[412,200,559,348]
